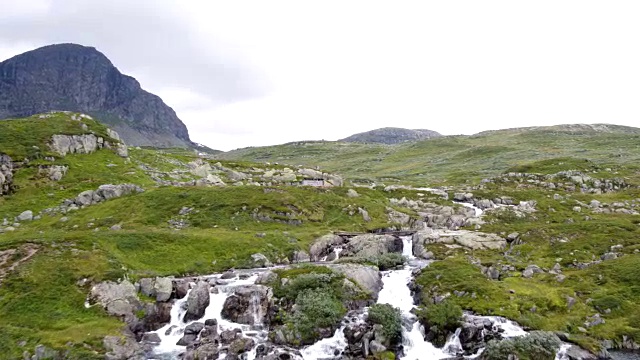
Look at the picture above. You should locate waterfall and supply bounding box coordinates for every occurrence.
[300,326,348,359]
[250,291,263,328]
[147,237,576,360]
[402,235,415,259]
[443,328,463,356]
[454,201,484,217]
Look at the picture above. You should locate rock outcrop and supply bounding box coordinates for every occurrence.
[0,154,13,195]
[74,184,144,207]
[184,281,210,322]
[0,44,192,147]
[342,234,403,258]
[221,285,272,325]
[90,280,141,322]
[328,264,383,297]
[412,229,506,253]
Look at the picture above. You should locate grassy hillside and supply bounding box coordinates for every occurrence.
[1,114,639,358]
[219,124,640,186]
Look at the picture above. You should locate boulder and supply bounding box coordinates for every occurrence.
[183,343,220,360]
[309,234,343,261]
[292,250,311,263]
[221,285,272,325]
[103,334,145,360]
[220,328,242,344]
[228,337,256,355]
[565,345,598,360]
[358,207,372,222]
[16,210,33,222]
[450,231,506,250]
[256,271,278,285]
[0,154,14,196]
[184,281,210,322]
[251,253,273,267]
[347,189,359,198]
[177,322,205,346]
[328,264,382,298]
[49,134,101,156]
[90,280,140,321]
[154,277,173,302]
[173,278,190,299]
[344,234,402,258]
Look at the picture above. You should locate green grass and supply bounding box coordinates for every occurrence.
[219,126,640,186]
[3,113,640,356]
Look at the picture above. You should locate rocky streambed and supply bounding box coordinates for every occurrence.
[120,235,586,360]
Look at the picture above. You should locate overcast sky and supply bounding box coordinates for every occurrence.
[1,1,639,151]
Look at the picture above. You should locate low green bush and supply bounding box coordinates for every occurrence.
[290,288,346,343]
[481,331,561,360]
[367,303,403,343]
[417,300,462,331]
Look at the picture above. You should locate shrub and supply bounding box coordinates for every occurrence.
[277,272,340,301]
[367,303,403,343]
[374,253,406,271]
[481,331,561,360]
[417,300,462,331]
[290,288,346,343]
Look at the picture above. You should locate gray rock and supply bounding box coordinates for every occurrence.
[154,277,173,302]
[486,266,500,280]
[309,234,343,261]
[103,334,145,360]
[358,207,371,222]
[251,253,272,267]
[344,234,401,258]
[90,280,140,321]
[292,250,311,263]
[110,224,122,231]
[256,271,278,285]
[369,340,387,354]
[31,344,60,360]
[16,210,33,222]
[328,263,382,298]
[0,154,14,196]
[75,190,97,206]
[565,345,597,360]
[49,134,100,156]
[141,333,161,344]
[184,281,210,322]
[601,253,617,261]
[347,189,360,198]
[138,278,155,297]
[221,285,272,325]
[229,337,255,355]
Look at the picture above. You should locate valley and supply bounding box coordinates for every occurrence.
[1,112,639,360]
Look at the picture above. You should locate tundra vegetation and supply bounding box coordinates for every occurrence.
[0,113,639,358]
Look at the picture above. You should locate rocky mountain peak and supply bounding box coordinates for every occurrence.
[0,43,193,148]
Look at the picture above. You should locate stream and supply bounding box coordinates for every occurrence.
[146,201,575,360]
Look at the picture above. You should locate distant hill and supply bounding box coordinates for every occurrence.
[340,127,442,144]
[220,123,640,185]
[0,43,193,148]
[474,123,640,136]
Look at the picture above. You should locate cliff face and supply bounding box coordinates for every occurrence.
[340,127,442,144]
[0,43,192,147]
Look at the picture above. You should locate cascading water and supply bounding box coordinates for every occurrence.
[454,201,484,217]
[149,273,266,360]
[147,236,574,360]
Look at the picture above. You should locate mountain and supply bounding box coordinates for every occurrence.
[0,43,192,147]
[340,127,442,144]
